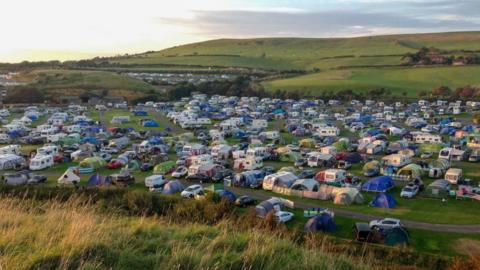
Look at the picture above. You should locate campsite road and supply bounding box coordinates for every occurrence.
[225,186,480,233]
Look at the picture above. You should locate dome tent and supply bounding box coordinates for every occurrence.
[162,180,185,194]
[362,176,395,193]
[87,173,112,187]
[370,193,397,208]
[304,213,337,233]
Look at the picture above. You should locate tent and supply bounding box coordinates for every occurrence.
[363,160,380,176]
[280,152,301,162]
[153,161,176,174]
[143,120,159,127]
[370,193,397,208]
[362,176,395,193]
[58,169,80,185]
[218,190,237,202]
[87,173,112,186]
[162,180,185,194]
[336,152,362,164]
[384,227,409,246]
[299,138,316,148]
[79,157,106,169]
[425,180,451,199]
[125,160,140,171]
[333,188,364,205]
[397,164,423,180]
[332,140,348,152]
[304,213,337,233]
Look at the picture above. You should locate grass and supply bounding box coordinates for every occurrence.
[0,194,384,270]
[109,32,480,71]
[263,66,480,97]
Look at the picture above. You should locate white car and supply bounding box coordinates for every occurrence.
[274,211,294,223]
[400,185,419,198]
[369,218,403,230]
[172,166,188,178]
[181,184,204,198]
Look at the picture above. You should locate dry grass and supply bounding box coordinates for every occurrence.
[0,195,373,270]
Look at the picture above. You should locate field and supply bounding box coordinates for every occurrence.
[109,32,480,71]
[263,66,480,97]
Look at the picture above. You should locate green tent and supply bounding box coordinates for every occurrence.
[332,140,348,151]
[60,134,81,146]
[126,160,140,171]
[280,152,301,162]
[79,157,106,169]
[153,161,176,174]
[397,164,423,180]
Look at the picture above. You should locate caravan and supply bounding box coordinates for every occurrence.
[262,172,298,191]
[29,154,54,170]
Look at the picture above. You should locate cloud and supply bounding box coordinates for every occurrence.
[158,8,480,38]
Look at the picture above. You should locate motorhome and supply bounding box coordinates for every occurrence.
[0,145,21,155]
[307,152,334,167]
[233,157,263,171]
[444,168,463,185]
[262,172,298,191]
[29,154,54,170]
[315,169,347,185]
[439,147,467,161]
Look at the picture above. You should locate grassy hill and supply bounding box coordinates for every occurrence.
[110,32,480,71]
[263,65,480,97]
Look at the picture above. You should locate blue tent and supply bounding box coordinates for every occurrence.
[87,173,112,187]
[80,137,100,145]
[133,110,148,116]
[370,193,397,208]
[143,120,159,127]
[362,176,395,193]
[218,190,237,202]
[304,213,337,233]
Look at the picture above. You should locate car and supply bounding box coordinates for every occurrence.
[212,169,234,182]
[286,144,300,152]
[181,184,204,198]
[420,152,433,159]
[172,166,188,178]
[369,218,403,230]
[110,173,135,186]
[185,174,210,182]
[234,195,256,207]
[176,158,186,167]
[400,184,419,198]
[294,158,307,168]
[140,162,154,172]
[274,211,294,223]
[27,173,47,184]
[298,169,315,179]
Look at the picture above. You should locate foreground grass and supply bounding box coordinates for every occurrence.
[0,194,375,270]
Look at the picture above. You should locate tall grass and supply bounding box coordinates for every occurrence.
[0,195,367,270]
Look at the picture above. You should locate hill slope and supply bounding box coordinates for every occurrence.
[110,32,480,71]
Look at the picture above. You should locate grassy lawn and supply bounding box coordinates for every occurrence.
[263,65,480,97]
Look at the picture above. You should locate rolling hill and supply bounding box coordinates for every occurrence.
[109,31,480,71]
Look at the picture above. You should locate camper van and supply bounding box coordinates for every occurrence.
[444,168,463,185]
[29,155,54,170]
[262,172,298,191]
[316,169,347,185]
[144,175,167,191]
[307,152,334,167]
[233,157,263,171]
[246,147,270,160]
[0,145,21,155]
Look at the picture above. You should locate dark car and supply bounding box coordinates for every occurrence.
[140,162,154,172]
[294,158,307,168]
[186,174,210,182]
[212,169,234,182]
[235,195,256,207]
[27,173,47,184]
[298,169,316,179]
[111,174,135,186]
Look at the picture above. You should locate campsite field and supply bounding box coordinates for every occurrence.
[262,66,480,97]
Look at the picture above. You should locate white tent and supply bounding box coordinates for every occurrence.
[58,169,80,185]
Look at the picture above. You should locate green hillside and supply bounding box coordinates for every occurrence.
[263,66,480,97]
[110,32,480,71]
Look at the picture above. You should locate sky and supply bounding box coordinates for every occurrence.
[1,0,479,63]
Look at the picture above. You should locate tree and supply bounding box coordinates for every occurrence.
[431,86,452,97]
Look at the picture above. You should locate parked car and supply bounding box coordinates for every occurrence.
[140,162,154,171]
[172,166,188,178]
[27,173,47,184]
[369,218,403,230]
[420,152,433,159]
[211,169,234,182]
[181,184,204,198]
[294,158,307,168]
[234,195,256,207]
[274,211,294,223]
[400,184,419,198]
[186,174,210,182]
